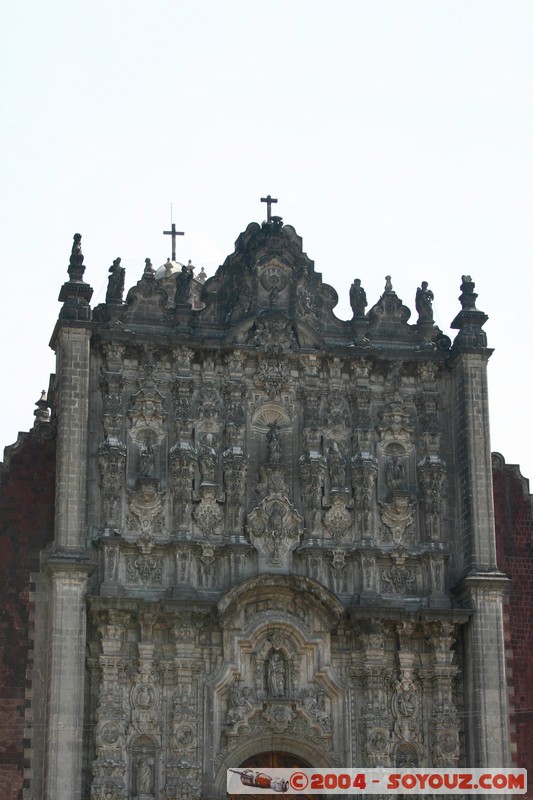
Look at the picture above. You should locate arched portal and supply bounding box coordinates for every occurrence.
[229,751,321,800]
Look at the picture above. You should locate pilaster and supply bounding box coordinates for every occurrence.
[52,324,94,549]
[43,559,94,800]
[450,276,497,573]
[456,574,511,771]
[50,233,95,550]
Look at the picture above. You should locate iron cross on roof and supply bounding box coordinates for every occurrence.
[163,222,184,262]
[260,195,278,223]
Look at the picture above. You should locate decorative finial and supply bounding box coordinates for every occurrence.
[450,274,488,348]
[58,232,93,317]
[144,258,154,275]
[458,275,478,310]
[385,276,393,292]
[33,390,50,428]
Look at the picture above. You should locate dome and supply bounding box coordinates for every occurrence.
[155,258,186,280]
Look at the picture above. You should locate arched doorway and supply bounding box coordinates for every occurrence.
[229,751,320,800]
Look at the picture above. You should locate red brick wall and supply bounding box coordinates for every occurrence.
[0,432,55,800]
[492,453,533,783]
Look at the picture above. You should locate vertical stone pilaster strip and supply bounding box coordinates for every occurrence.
[53,326,92,549]
[44,565,91,800]
[453,356,498,571]
[459,575,511,770]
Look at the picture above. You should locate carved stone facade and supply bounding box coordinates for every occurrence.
[21,219,512,799]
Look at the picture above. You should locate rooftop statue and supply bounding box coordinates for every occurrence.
[105,258,125,304]
[416,281,434,323]
[350,278,367,318]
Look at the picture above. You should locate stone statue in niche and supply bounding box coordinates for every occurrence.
[139,435,156,478]
[350,278,368,318]
[328,441,346,489]
[198,434,217,484]
[386,455,405,491]
[415,281,434,323]
[135,751,154,795]
[267,652,286,697]
[106,257,125,304]
[266,422,282,464]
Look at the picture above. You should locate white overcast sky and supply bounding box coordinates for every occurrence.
[1,1,532,481]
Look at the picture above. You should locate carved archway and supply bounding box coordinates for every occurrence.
[228,751,323,800]
[215,734,335,797]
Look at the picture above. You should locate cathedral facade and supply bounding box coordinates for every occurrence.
[0,212,518,799]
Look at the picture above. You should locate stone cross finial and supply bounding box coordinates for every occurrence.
[260,194,278,223]
[163,222,184,262]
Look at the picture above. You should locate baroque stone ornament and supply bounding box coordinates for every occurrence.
[126,480,165,535]
[169,441,196,531]
[254,356,291,398]
[323,492,353,542]
[299,450,327,531]
[378,493,415,545]
[126,555,163,585]
[351,452,378,538]
[262,702,293,732]
[418,455,446,541]
[223,446,248,532]
[128,387,167,438]
[381,553,416,596]
[193,486,224,535]
[99,437,127,531]
[300,687,331,731]
[247,496,304,565]
[377,403,414,450]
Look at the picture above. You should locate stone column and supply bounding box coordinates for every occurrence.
[43,563,92,800]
